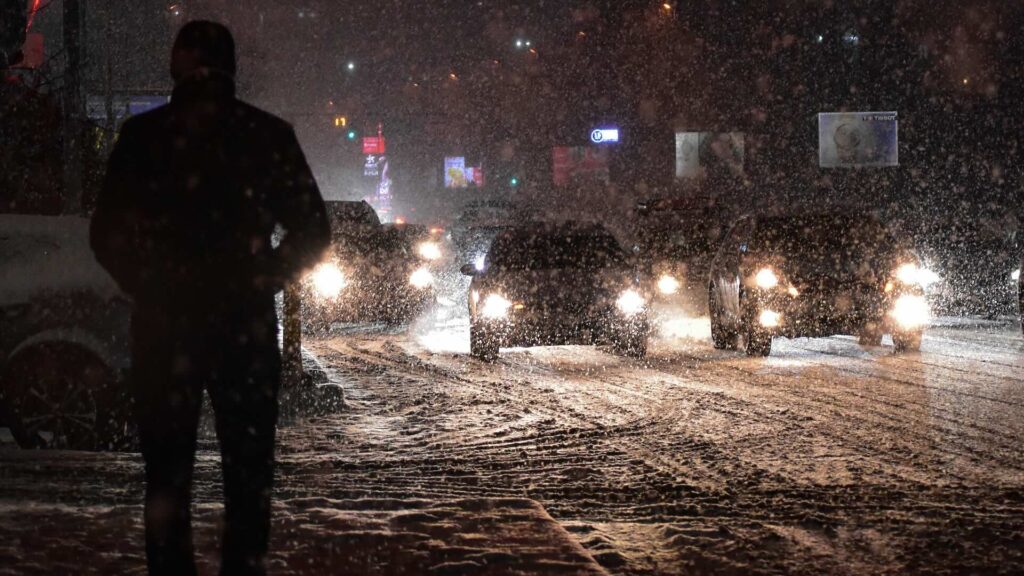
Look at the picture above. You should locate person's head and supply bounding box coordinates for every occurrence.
[170,20,236,82]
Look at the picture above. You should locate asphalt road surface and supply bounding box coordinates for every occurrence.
[3,312,1023,574]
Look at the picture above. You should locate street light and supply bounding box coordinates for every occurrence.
[346,61,356,72]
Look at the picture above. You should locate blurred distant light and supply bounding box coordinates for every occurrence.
[1011,268,1020,282]
[474,254,486,271]
[346,130,357,140]
[842,31,860,45]
[662,2,672,11]
[510,176,519,187]
[449,72,458,80]
[410,267,434,289]
[962,77,969,85]
[346,61,356,72]
[395,216,406,225]
[815,34,824,43]
[515,39,524,48]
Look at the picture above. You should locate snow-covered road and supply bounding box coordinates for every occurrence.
[3,315,1024,574]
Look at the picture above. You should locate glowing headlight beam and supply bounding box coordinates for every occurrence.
[759,309,781,328]
[754,268,779,289]
[657,274,681,295]
[410,266,434,289]
[890,294,930,329]
[616,289,646,316]
[311,263,346,298]
[481,293,512,319]
[895,263,940,288]
[417,241,442,260]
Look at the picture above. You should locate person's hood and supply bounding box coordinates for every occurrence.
[172,68,236,104]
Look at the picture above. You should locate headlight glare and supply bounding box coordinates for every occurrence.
[895,262,940,288]
[481,293,512,319]
[311,263,346,298]
[890,294,930,329]
[1012,269,1021,283]
[759,309,781,328]
[410,266,434,288]
[616,289,646,316]
[657,274,681,295]
[754,268,779,289]
[417,241,442,260]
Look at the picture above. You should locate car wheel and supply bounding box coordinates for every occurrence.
[0,343,130,451]
[893,330,923,353]
[857,322,884,346]
[744,323,772,357]
[709,286,739,350]
[470,323,499,362]
[612,329,648,359]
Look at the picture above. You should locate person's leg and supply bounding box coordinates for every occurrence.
[207,309,281,576]
[131,310,205,576]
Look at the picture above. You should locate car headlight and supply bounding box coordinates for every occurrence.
[890,294,930,329]
[410,266,434,289]
[616,289,646,316]
[310,262,346,298]
[895,262,940,288]
[417,241,442,260]
[1012,268,1020,283]
[754,268,779,289]
[657,274,680,295]
[481,293,512,319]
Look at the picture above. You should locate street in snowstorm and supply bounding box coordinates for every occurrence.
[4,1,1024,574]
[4,307,1024,574]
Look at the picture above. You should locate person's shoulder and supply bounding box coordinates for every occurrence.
[232,100,295,136]
[119,104,171,136]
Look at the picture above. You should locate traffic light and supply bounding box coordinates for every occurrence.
[346,130,358,141]
[510,176,520,187]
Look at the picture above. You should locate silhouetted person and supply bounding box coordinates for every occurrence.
[90,21,329,576]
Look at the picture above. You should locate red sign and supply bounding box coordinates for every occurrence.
[362,136,386,155]
[552,146,610,186]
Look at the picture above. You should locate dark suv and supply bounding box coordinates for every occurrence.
[708,213,930,356]
[461,222,649,361]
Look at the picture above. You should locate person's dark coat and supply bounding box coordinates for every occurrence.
[90,70,329,309]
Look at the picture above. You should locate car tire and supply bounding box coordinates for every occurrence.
[893,330,922,353]
[470,323,499,362]
[709,286,739,350]
[612,330,648,359]
[857,323,884,346]
[744,323,772,357]
[0,343,131,451]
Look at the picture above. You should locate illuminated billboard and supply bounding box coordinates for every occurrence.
[590,128,619,144]
[552,146,610,187]
[818,111,898,168]
[444,157,484,188]
[674,132,745,179]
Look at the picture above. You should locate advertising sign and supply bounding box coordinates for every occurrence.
[444,157,484,188]
[552,146,610,186]
[589,128,620,144]
[364,154,385,178]
[362,136,386,155]
[818,111,898,168]
[674,132,745,179]
[444,157,466,188]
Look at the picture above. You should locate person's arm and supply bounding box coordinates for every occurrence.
[89,120,148,297]
[266,126,330,289]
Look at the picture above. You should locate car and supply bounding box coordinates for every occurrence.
[708,212,931,356]
[461,222,650,361]
[449,200,538,264]
[0,215,134,450]
[300,200,437,329]
[634,196,730,305]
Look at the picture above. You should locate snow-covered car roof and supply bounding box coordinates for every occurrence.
[0,214,122,307]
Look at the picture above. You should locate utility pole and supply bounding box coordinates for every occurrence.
[62,0,85,214]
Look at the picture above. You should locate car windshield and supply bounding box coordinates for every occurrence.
[489,232,626,270]
[751,215,897,261]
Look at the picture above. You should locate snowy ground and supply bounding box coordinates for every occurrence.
[3,305,1024,574]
